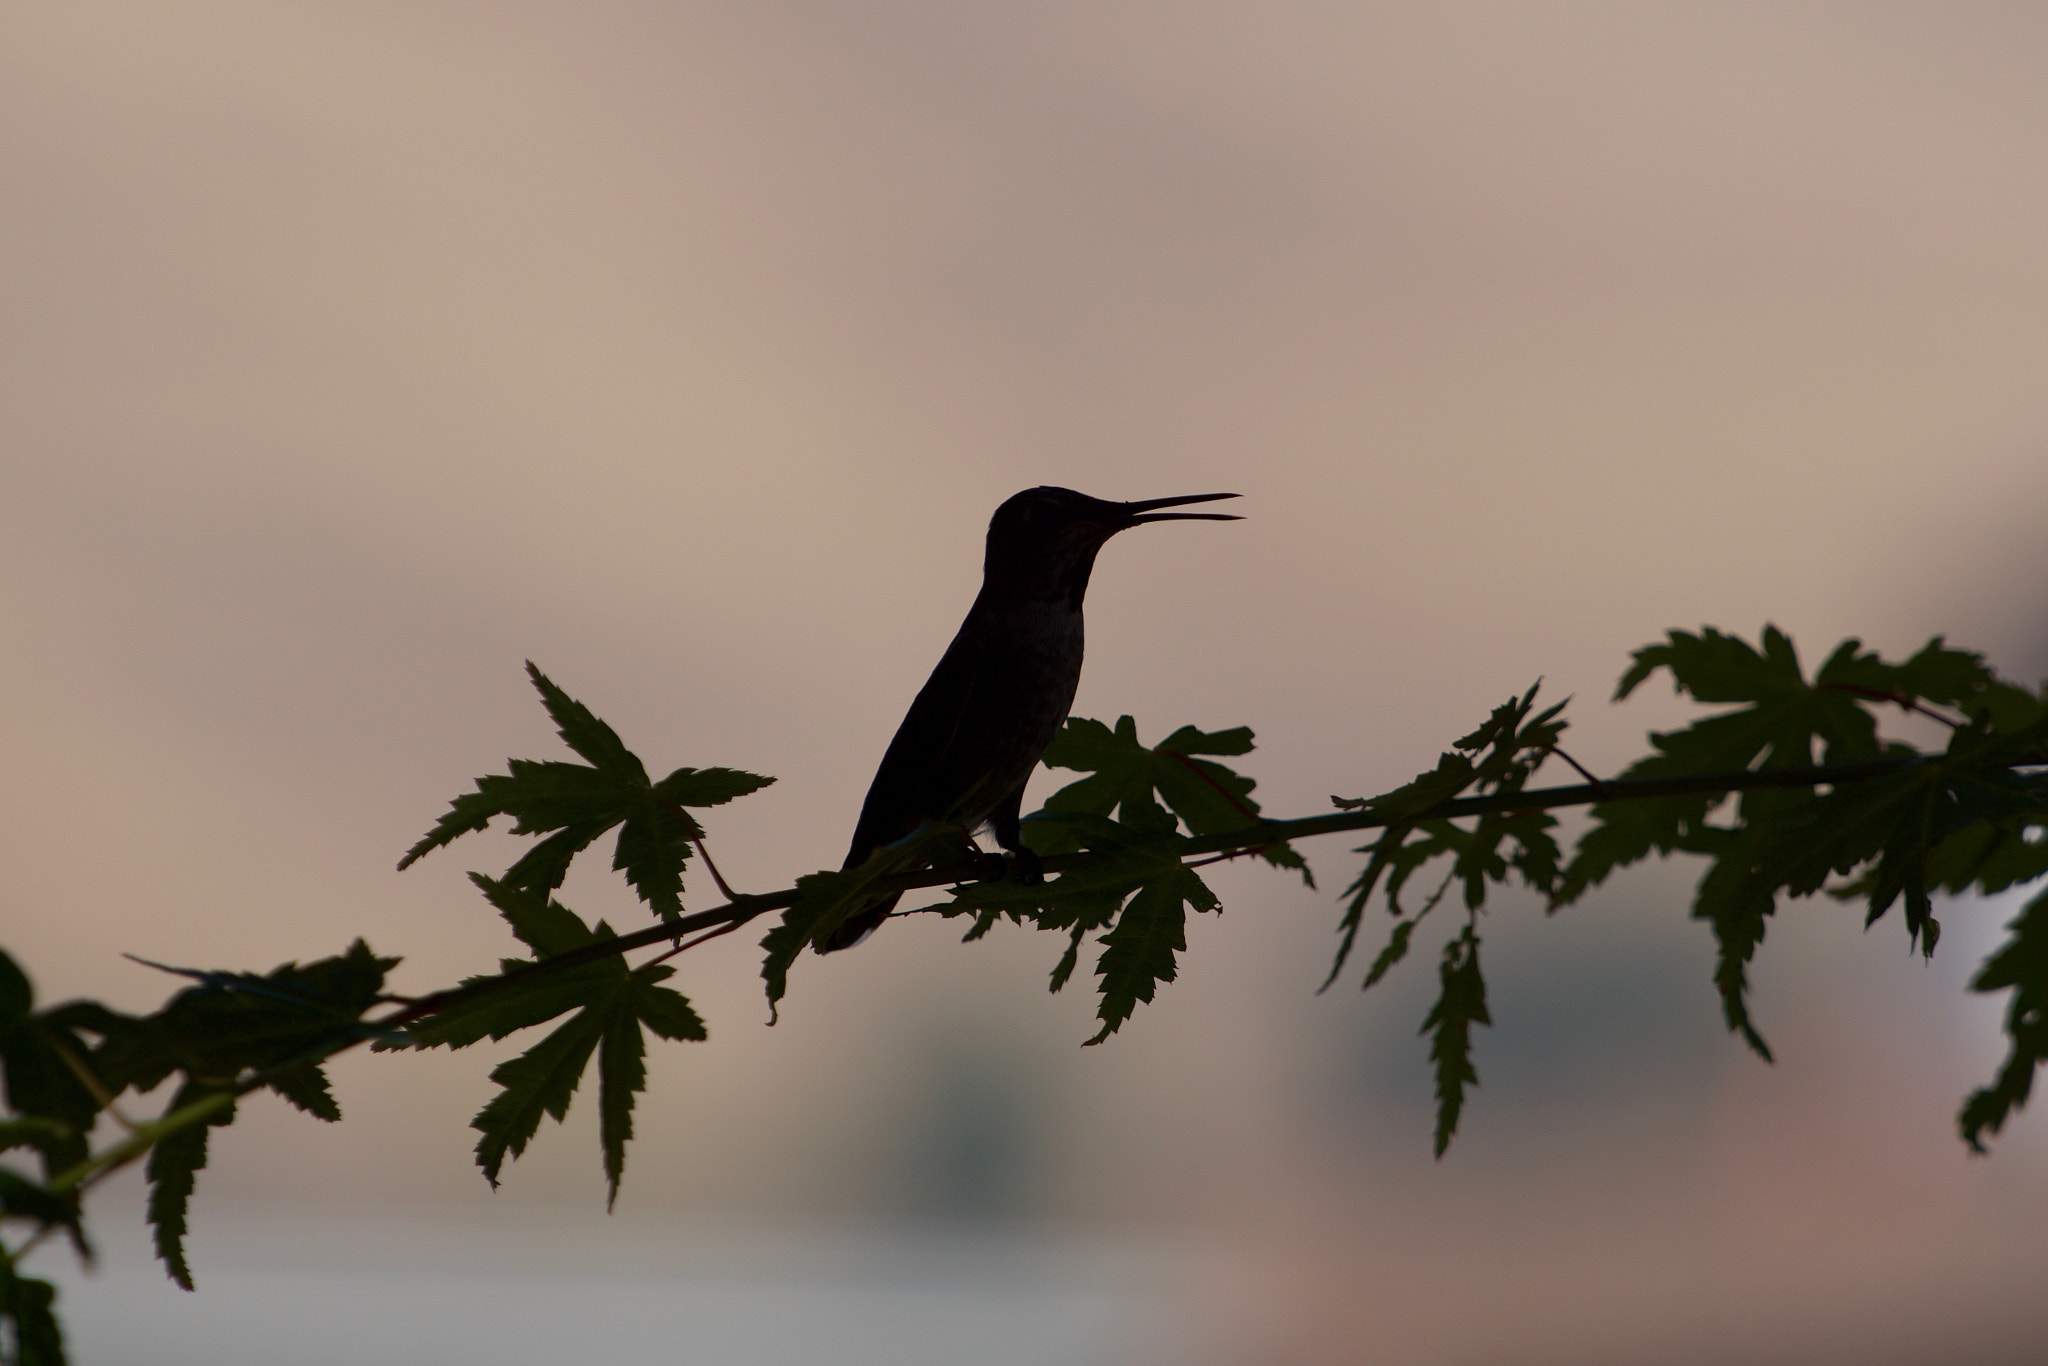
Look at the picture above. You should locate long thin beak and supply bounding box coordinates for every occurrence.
[1120,491,1242,524]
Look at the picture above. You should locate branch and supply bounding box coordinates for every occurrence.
[32,752,1999,1222]
[387,755,1940,1024]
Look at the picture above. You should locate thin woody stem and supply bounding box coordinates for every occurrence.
[1819,682,1966,729]
[1541,745,1610,796]
[405,756,1939,1003]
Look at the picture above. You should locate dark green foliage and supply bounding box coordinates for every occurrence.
[394,877,706,1205]
[1422,928,1489,1158]
[941,725,1240,1039]
[1308,634,2047,1154]
[470,1006,607,1190]
[4,632,2045,1358]
[405,877,638,1048]
[0,959,123,1185]
[144,1083,235,1291]
[759,823,975,1017]
[1325,684,1565,994]
[759,868,870,1016]
[0,1168,84,1263]
[1082,862,1218,1045]
[466,955,703,1208]
[111,942,398,1092]
[112,943,399,1287]
[398,662,772,920]
[1036,716,1309,880]
[0,941,408,1296]
[1959,887,2048,1151]
[0,1260,64,1366]
[1548,629,2048,1073]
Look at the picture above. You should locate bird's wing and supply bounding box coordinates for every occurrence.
[842,628,986,866]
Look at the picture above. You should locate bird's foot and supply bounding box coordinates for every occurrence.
[1005,847,1045,886]
[965,846,1043,885]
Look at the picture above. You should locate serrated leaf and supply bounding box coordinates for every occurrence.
[406,967,614,1050]
[596,996,644,1210]
[1337,752,1475,818]
[933,844,1158,993]
[761,826,962,1016]
[652,766,776,807]
[759,870,866,1017]
[465,960,703,1203]
[264,1063,340,1122]
[1362,918,1417,990]
[1323,826,1425,990]
[1959,886,2048,1152]
[1083,863,1218,1045]
[471,1005,609,1188]
[1554,790,1706,903]
[612,809,693,920]
[1047,892,1129,994]
[144,1081,237,1290]
[629,966,708,1043]
[499,820,613,898]
[1421,928,1489,1158]
[0,1262,65,1366]
[524,662,646,780]
[1329,686,1565,987]
[412,887,625,1048]
[470,874,605,959]
[0,1166,86,1262]
[606,966,704,1207]
[1689,830,1776,1061]
[1615,627,1891,783]
[116,942,397,1088]
[1038,717,1298,870]
[399,666,775,921]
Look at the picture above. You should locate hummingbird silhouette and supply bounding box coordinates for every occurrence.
[823,486,1240,951]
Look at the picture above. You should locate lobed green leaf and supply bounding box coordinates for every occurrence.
[1039,716,1305,876]
[397,665,771,924]
[0,1261,65,1366]
[1960,886,2048,1152]
[464,958,705,1202]
[471,1007,609,1188]
[1422,927,1489,1158]
[1083,863,1218,1046]
[144,1081,237,1291]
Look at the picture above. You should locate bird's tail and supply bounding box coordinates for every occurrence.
[818,892,902,953]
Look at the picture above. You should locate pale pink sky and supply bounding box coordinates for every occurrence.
[6,4,2048,1361]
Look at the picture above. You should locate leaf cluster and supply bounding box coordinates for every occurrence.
[1321,629,2048,1156]
[1321,684,1567,1141]
[1,952,84,1366]
[398,663,772,921]
[379,665,767,1214]
[929,717,1297,1044]
[0,934,399,1361]
[5,628,2046,1363]
[1561,630,2048,1062]
[403,876,705,1207]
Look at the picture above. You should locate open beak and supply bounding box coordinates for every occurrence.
[1119,492,1242,525]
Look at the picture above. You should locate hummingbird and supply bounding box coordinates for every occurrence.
[823,486,1240,952]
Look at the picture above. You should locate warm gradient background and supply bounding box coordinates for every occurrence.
[6,3,2048,1363]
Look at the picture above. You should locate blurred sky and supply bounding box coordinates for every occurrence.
[5,3,2048,1363]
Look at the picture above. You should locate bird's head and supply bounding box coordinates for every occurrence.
[981,486,1240,607]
